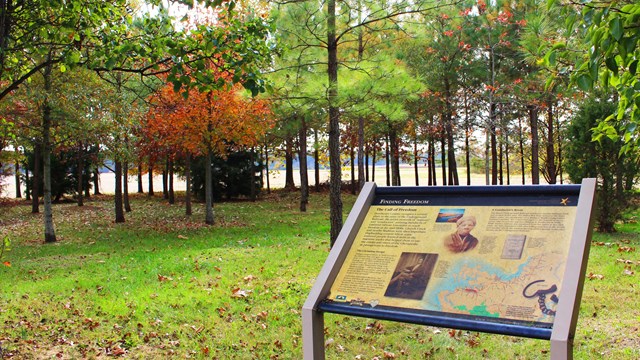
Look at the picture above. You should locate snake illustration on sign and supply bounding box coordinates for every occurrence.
[523,279,559,316]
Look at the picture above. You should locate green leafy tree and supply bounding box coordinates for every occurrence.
[272,0,450,244]
[1,1,273,241]
[565,94,639,232]
[549,1,639,152]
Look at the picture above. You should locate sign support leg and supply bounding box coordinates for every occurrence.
[550,338,572,360]
[302,307,325,359]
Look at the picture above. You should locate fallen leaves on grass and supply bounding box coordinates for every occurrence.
[618,246,636,253]
[157,274,173,282]
[2,261,10,267]
[616,258,639,265]
[83,318,101,330]
[106,344,127,356]
[466,333,481,347]
[255,311,268,321]
[365,321,384,333]
[231,288,252,298]
[587,272,605,280]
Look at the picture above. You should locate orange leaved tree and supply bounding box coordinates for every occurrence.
[144,78,273,223]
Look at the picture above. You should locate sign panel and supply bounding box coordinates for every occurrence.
[326,191,579,328]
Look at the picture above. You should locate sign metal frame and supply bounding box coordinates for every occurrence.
[302,179,596,360]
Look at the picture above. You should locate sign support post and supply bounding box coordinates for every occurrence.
[302,182,377,360]
[550,178,596,360]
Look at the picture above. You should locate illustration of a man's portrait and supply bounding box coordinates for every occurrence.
[384,252,438,300]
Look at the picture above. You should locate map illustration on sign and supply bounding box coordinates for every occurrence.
[327,193,578,327]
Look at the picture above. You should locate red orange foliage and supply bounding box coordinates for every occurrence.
[142,79,273,163]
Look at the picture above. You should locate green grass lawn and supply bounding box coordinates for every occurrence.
[0,191,639,359]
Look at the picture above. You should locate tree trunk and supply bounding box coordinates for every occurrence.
[299,118,309,212]
[490,103,498,185]
[42,61,56,243]
[124,162,132,212]
[463,93,471,186]
[427,141,433,186]
[440,137,446,185]
[465,127,471,186]
[356,12,365,190]
[162,160,168,199]
[264,145,271,194]
[250,149,257,202]
[32,142,41,213]
[428,140,436,186]
[498,139,503,185]
[546,101,557,184]
[484,128,490,185]
[185,155,192,216]
[390,129,400,186]
[529,105,540,184]
[77,151,84,207]
[327,0,343,246]
[25,165,31,200]
[84,166,90,199]
[505,135,511,185]
[519,117,526,185]
[114,161,125,223]
[350,145,356,194]
[205,148,214,225]
[168,160,175,205]
[137,163,144,193]
[14,160,21,198]
[557,116,563,184]
[314,129,320,192]
[93,169,101,195]
[148,164,154,196]
[285,136,295,190]
[385,133,391,186]
[365,146,370,182]
[371,145,376,182]
[414,137,419,186]
[447,130,458,185]
[357,117,365,190]
[444,80,459,186]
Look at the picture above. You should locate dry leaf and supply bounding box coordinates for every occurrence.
[383,350,396,358]
[256,311,268,321]
[587,272,604,280]
[467,338,480,347]
[231,288,251,298]
[108,345,127,356]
